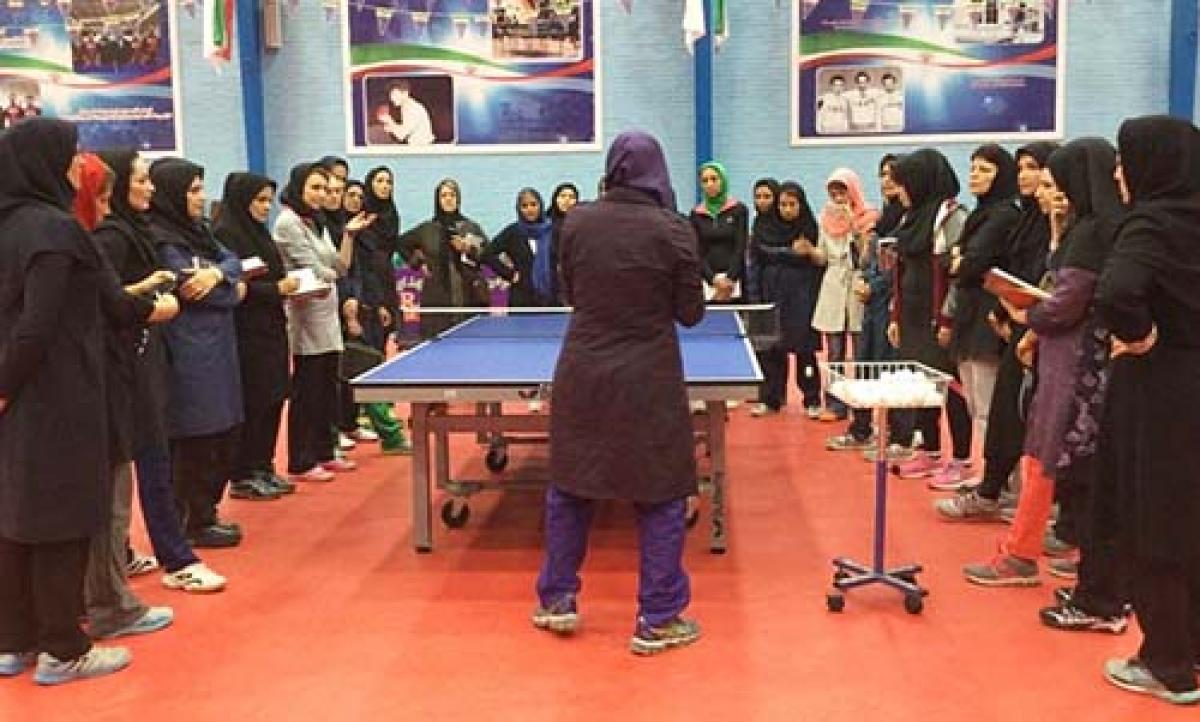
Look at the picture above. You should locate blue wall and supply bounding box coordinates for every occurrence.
[255,0,692,234]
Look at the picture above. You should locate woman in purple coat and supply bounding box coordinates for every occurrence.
[534,131,705,655]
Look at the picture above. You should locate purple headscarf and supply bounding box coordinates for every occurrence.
[603,131,677,210]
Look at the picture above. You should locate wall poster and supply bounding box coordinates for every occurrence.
[344,0,600,154]
[792,0,1064,146]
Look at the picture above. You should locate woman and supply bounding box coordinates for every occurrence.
[887,149,973,477]
[1095,115,1200,705]
[749,182,825,417]
[937,141,1058,514]
[399,179,490,339]
[486,188,555,307]
[274,163,360,482]
[535,131,704,655]
[744,178,779,305]
[149,158,247,547]
[812,167,877,421]
[214,173,300,500]
[95,149,228,589]
[962,138,1123,587]
[934,144,1021,488]
[689,161,748,302]
[544,182,579,304]
[0,118,130,684]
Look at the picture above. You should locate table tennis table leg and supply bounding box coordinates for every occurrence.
[705,401,728,554]
[411,403,434,553]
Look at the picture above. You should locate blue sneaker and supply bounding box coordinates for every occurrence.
[531,598,579,635]
[1104,658,1200,706]
[630,617,701,656]
[94,607,174,640]
[34,646,131,686]
[0,652,35,677]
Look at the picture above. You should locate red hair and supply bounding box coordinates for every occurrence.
[73,152,114,231]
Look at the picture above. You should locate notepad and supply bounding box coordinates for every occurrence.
[287,268,332,301]
[984,268,1050,309]
[241,256,268,279]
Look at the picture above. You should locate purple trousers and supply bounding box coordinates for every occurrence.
[536,485,690,626]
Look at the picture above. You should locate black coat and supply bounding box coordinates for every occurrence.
[484,222,542,307]
[399,217,489,338]
[550,188,705,503]
[949,201,1021,360]
[689,200,748,284]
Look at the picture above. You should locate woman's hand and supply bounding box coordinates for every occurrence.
[179,267,223,302]
[1016,331,1038,368]
[792,236,815,255]
[133,269,176,296]
[986,310,1011,342]
[999,297,1028,325]
[345,212,377,236]
[149,293,180,324]
[936,325,953,348]
[0,397,9,416]
[853,277,871,302]
[887,321,900,348]
[1112,326,1158,359]
[277,277,300,296]
[378,306,393,329]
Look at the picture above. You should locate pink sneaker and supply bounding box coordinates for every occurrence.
[293,466,335,482]
[322,459,358,473]
[927,460,971,491]
[892,452,941,479]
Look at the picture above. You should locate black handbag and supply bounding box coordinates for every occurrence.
[340,340,385,381]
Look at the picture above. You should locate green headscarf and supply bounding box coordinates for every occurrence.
[700,160,729,218]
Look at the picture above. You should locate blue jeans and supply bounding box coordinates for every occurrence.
[134,444,200,574]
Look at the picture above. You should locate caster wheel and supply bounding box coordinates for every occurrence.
[904,594,924,615]
[826,592,845,613]
[441,500,470,528]
[685,508,700,529]
[485,446,509,472]
[833,570,849,582]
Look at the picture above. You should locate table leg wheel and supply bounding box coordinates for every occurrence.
[484,446,509,473]
[440,500,470,528]
[826,592,845,613]
[904,593,924,615]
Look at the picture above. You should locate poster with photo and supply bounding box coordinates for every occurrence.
[792,0,1064,145]
[344,0,599,154]
[0,0,181,153]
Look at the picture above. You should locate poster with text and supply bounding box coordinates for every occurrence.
[345,0,599,154]
[792,0,1064,146]
[0,0,181,153]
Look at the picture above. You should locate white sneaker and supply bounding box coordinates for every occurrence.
[125,551,159,578]
[34,646,131,686]
[162,563,227,593]
[348,428,379,443]
[338,433,356,451]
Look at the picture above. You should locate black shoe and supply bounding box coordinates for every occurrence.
[229,478,281,501]
[187,524,242,548]
[258,471,296,495]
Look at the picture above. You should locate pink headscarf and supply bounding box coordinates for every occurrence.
[819,167,879,238]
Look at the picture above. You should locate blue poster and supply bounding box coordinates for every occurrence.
[344,0,599,154]
[792,0,1063,145]
[0,0,180,152]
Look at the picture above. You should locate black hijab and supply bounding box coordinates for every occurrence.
[755,181,818,249]
[212,172,281,274]
[280,162,324,230]
[958,143,1019,252]
[875,155,905,237]
[1047,138,1123,273]
[547,182,580,225]
[1005,142,1058,281]
[750,177,781,238]
[0,117,77,216]
[433,178,464,227]
[1118,115,1200,203]
[893,148,960,256]
[148,157,218,257]
[96,149,146,231]
[362,166,399,241]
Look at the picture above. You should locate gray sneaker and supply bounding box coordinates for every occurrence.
[531,598,579,635]
[862,444,914,463]
[935,491,1002,522]
[963,553,1040,587]
[34,646,131,686]
[826,433,874,451]
[1104,658,1200,705]
[0,651,35,677]
[630,617,701,656]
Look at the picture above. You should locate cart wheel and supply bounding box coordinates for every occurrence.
[484,446,509,472]
[833,570,850,582]
[685,507,700,529]
[441,500,470,528]
[826,592,845,613]
[904,594,924,615]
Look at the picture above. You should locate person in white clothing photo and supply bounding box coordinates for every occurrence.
[378,81,435,146]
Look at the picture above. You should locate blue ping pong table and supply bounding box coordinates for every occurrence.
[353,310,763,553]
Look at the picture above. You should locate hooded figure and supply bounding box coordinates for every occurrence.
[541,181,580,304]
[689,161,749,300]
[1093,117,1200,699]
[484,187,554,307]
[537,131,705,649]
[351,166,402,335]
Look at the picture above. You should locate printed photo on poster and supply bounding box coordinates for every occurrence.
[1,79,43,130]
[793,0,1063,146]
[363,74,456,145]
[344,0,599,154]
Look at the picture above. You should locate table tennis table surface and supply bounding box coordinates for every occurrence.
[355,310,762,389]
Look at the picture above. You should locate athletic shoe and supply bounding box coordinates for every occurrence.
[337,433,356,451]
[229,478,281,501]
[258,471,296,495]
[805,406,822,420]
[927,459,971,490]
[935,490,1003,522]
[826,433,874,451]
[894,452,941,479]
[0,652,35,677]
[381,438,413,456]
[162,563,226,594]
[34,647,131,686]
[1104,658,1200,705]
[187,524,242,549]
[125,552,159,578]
[862,444,914,463]
[322,458,358,473]
[93,607,174,640]
[630,617,701,656]
[1043,531,1077,557]
[348,427,379,443]
[1054,586,1074,607]
[531,598,579,635]
[963,553,1040,587]
[293,466,335,482]
[1047,558,1078,580]
[750,403,779,418]
[1040,603,1128,634]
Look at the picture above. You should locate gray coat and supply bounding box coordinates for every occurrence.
[274,207,347,356]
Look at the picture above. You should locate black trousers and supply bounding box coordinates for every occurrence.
[172,427,239,533]
[1131,555,1200,692]
[1067,455,1127,619]
[288,352,340,474]
[0,536,91,661]
[235,399,285,480]
[908,387,971,458]
[759,347,821,410]
[976,453,1020,501]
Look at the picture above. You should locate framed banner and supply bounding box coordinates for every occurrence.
[0,0,182,153]
[792,0,1065,146]
[343,0,600,154]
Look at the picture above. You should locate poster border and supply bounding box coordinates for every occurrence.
[341,0,603,156]
[789,0,1067,147]
[148,0,185,158]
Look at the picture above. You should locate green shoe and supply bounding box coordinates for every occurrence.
[381,437,412,456]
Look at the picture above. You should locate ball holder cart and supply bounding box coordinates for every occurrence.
[821,361,951,615]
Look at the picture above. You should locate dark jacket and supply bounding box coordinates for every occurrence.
[549,188,705,502]
[399,217,489,338]
[947,201,1021,360]
[689,200,749,285]
[484,222,543,307]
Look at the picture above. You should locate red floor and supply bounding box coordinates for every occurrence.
[1,404,1193,721]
